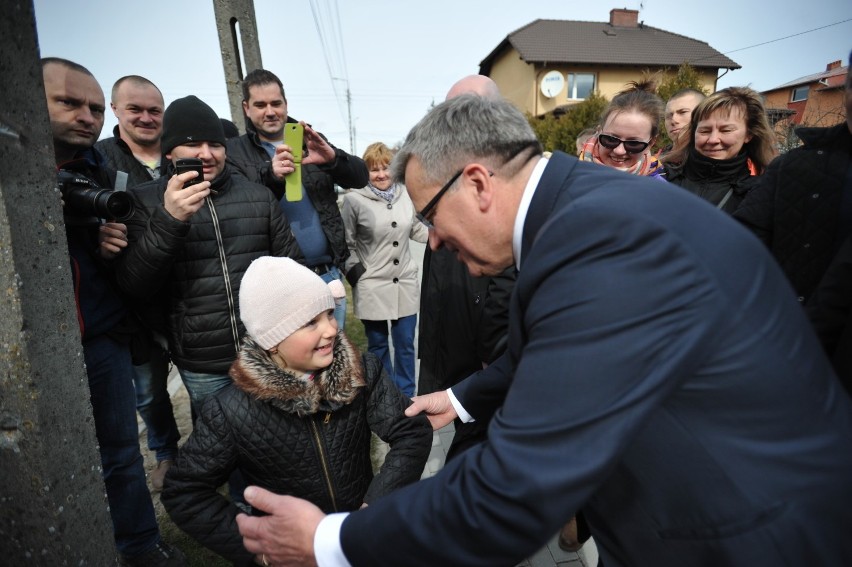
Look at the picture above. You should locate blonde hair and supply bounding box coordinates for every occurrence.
[362,142,394,169]
[663,87,777,171]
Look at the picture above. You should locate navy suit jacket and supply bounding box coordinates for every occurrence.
[340,152,852,566]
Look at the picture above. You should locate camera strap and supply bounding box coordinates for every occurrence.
[114,171,128,192]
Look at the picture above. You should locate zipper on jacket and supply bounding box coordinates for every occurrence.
[206,198,241,354]
[309,417,338,512]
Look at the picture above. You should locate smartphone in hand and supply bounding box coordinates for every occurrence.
[174,158,204,187]
[283,123,303,202]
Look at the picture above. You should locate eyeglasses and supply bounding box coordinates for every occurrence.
[415,141,539,229]
[597,133,651,154]
[415,169,464,229]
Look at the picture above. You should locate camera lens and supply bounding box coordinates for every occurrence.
[95,190,134,221]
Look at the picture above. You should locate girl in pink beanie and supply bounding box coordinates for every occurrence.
[161,257,432,565]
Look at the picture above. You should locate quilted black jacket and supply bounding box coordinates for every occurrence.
[734,123,852,302]
[806,233,852,395]
[161,333,432,565]
[115,165,303,373]
[226,118,368,269]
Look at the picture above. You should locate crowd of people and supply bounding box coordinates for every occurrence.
[41,46,852,567]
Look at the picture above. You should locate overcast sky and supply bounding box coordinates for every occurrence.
[33,0,851,156]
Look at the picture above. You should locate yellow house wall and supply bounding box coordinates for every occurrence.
[489,49,538,112]
[489,47,718,117]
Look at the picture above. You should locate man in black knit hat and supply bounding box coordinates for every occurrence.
[115,95,303,414]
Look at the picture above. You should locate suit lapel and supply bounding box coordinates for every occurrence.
[520,152,577,268]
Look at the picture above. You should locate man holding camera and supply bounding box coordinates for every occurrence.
[226,69,368,329]
[42,57,185,566]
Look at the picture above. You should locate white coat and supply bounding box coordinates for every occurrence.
[342,185,428,321]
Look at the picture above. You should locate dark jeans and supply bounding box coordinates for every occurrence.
[84,334,160,556]
[133,342,180,462]
[362,315,417,396]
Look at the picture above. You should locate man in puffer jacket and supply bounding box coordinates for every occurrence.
[115,95,303,413]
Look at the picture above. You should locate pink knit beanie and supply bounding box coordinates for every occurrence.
[239,257,346,349]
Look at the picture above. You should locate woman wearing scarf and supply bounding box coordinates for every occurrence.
[579,80,666,179]
[342,142,428,397]
[663,87,777,214]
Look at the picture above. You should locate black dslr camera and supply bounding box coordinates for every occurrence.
[56,169,134,223]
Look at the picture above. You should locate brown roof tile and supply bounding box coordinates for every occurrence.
[479,19,739,74]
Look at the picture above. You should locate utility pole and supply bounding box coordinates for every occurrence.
[346,86,355,155]
[0,0,116,561]
[212,0,263,133]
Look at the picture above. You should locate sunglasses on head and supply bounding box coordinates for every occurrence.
[597,133,651,154]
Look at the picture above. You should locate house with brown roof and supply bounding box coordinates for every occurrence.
[762,59,848,129]
[480,8,739,117]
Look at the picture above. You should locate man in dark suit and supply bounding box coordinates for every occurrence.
[236,95,852,567]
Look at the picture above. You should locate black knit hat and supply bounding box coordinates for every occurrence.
[161,95,226,155]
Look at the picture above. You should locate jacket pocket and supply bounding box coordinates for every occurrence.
[345,263,366,287]
[658,502,786,540]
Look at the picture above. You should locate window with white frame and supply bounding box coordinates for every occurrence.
[791,86,809,102]
[566,73,596,100]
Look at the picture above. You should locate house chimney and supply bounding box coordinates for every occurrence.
[826,60,842,71]
[610,8,639,27]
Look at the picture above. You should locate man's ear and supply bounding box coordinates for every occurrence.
[242,100,249,116]
[465,164,494,213]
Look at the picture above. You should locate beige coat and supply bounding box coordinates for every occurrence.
[342,185,428,320]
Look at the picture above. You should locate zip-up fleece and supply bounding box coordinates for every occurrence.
[161,333,432,565]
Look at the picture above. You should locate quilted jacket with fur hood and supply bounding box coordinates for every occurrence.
[161,332,432,565]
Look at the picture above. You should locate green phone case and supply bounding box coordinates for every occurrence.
[284,123,303,201]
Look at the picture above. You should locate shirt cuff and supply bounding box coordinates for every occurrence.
[448,387,475,423]
[315,512,352,567]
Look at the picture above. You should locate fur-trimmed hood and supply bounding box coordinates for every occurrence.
[229,332,366,417]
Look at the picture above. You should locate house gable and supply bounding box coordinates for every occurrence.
[480,9,737,118]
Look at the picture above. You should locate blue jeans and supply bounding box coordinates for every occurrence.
[362,315,417,396]
[133,342,180,462]
[176,367,233,417]
[84,334,160,556]
[318,265,347,330]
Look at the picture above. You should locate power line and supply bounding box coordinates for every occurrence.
[724,18,852,55]
[307,0,354,151]
[690,17,852,64]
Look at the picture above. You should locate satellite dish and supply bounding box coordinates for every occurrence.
[540,70,565,98]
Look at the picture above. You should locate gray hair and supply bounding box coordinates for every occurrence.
[391,94,541,185]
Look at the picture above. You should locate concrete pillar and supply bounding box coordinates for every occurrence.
[213,0,264,132]
[0,0,116,562]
